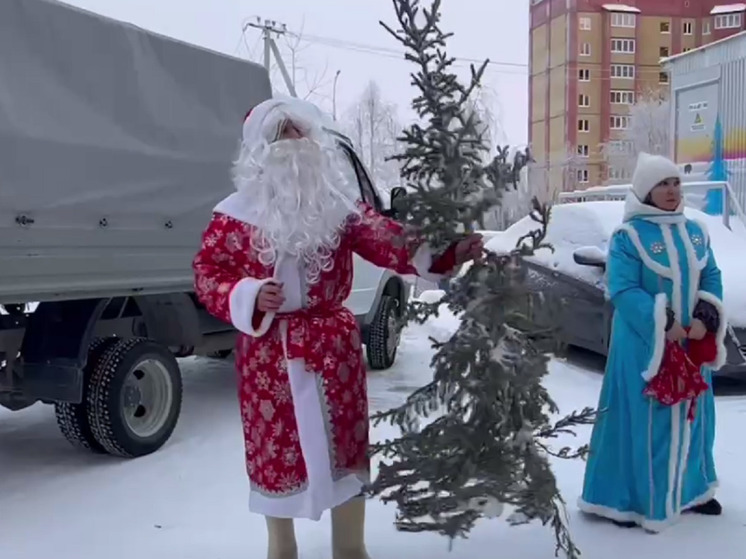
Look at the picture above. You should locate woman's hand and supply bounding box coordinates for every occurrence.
[688,318,707,341]
[257,282,285,312]
[666,320,687,342]
[454,233,484,265]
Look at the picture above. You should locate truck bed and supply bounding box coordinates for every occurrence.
[0,0,272,304]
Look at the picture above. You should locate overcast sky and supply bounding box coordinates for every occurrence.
[62,0,529,145]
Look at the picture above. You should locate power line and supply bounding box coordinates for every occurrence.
[290,31,528,70]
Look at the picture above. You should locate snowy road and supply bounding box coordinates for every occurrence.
[2,306,746,559]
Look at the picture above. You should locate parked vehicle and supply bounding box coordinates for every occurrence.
[485,200,746,377]
[0,0,408,459]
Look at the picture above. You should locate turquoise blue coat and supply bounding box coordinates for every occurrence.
[578,196,727,531]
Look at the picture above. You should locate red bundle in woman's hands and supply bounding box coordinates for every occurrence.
[643,331,716,421]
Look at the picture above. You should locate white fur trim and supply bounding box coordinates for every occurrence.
[577,482,718,533]
[411,243,447,283]
[642,292,669,381]
[695,290,728,370]
[614,224,672,279]
[214,192,262,225]
[229,277,275,337]
[660,224,683,318]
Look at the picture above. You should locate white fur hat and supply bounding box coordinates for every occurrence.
[631,152,681,201]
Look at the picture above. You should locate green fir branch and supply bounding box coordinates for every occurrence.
[367,1,597,558]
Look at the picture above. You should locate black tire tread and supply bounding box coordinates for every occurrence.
[366,295,400,370]
[54,337,118,452]
[86,338,182,458]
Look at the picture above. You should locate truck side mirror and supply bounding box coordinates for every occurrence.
[381,187,407,219]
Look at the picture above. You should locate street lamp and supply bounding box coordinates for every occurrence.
[332,70,341,121]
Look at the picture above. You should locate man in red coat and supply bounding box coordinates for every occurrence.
[193,97,481,559]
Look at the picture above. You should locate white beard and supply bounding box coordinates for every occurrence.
[233,137,361,284]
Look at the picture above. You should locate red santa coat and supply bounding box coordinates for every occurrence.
[193,198,442,520]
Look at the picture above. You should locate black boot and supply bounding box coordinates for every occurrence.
[688,498,722,516]
[611,519,637,528]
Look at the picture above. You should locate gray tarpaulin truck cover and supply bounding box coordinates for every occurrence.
[0,0,272,303]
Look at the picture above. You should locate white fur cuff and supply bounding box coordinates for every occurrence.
[229,277,275,337]
[695,290,727,370]
[411,243,447,283]
[642,293,668,381]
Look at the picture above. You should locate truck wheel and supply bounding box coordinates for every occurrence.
[54,337,118,453]
[366,295,402,370]
[86,338,182,458]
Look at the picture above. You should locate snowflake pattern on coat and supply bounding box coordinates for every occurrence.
[193,204,422,498]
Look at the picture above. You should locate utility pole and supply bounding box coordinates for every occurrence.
[244,17,297,97]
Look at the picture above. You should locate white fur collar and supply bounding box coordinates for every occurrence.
[213,192,259,224]
[623,191,686,224]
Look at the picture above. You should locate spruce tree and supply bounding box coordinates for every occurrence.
[367,2,596,557]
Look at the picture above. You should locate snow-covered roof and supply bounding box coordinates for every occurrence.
[710,4,746,14]
[602,4,640,13]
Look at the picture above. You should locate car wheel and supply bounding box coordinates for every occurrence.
[54,337,118,453]
[366,295,402,370]
[86,338,183,458]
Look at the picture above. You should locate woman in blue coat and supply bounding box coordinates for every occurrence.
[578,153,728,531]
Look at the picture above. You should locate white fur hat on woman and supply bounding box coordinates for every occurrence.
[631,152,682,201]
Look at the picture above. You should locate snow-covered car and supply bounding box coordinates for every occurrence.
[485,201,746,376]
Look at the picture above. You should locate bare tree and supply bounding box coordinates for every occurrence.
[341,81,403,193]
[601,90,671,183]
[279,24,332,103]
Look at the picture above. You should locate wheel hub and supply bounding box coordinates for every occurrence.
[120,360,174,439]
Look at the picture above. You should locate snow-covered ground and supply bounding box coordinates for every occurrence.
[2,301,746,558]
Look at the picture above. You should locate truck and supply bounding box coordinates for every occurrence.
[0,0,410,459]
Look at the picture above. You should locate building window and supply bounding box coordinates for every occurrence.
[608,166,630,181]
[683,21,694,35]
[578,119,590,132]
[610,89,635,104]
[579,42,591,56]
[660,21,671,33]
[703,21,711,34]
[578,93,590,107]
[578,68,590,81]
[714,13,742,29]
[579,16,591,30]
[611,12,636,28]
[577,145,590,157]
[577,169,589,183]
[610,64,635,79]
[611,38,636,53]
[660,46,670,58]
[659,72,669,84]
[610,115,630,129]
[607,140,634,154]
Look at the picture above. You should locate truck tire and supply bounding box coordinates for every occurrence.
[366,295,402,370]
[54,337,118,453]
[86,338,183,458]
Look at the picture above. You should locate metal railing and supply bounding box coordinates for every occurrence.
[558,181,746,231]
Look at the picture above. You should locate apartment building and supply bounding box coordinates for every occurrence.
[529,0,745,193]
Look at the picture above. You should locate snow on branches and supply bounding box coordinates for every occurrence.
[366,2,596,557]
